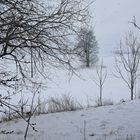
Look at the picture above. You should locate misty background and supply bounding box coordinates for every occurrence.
[91,0,140,56]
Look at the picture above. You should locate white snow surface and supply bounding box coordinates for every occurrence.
[7,55,133,107]
[32,55,131,106]
[1,99,140,140]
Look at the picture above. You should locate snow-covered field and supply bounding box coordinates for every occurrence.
[7,54,134,107]
[1,0,140,139]
[34,55,131,106]
[1,54,139,140]
[1,99,140,140]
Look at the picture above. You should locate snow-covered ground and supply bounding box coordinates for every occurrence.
[1,99,140,140]
[34,55,132,106]
[1,0,140,139]
[7,54,134,108]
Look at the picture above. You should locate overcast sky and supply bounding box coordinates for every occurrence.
[90,0,140,56]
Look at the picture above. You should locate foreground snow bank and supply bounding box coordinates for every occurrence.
[1,99,140,140]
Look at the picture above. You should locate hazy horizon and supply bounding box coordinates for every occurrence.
[90,0,140,56]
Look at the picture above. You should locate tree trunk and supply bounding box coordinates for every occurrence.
[131,87,134,100]
[100,83,102,105]
[86,59,90,67]
[131,81,134,100]
[86,45,90,67]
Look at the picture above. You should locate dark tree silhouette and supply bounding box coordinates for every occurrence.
[75,27,98,67]
[0,0,90,84]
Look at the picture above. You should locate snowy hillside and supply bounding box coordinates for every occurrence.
[1,100,140,140]
[0,0,140,140]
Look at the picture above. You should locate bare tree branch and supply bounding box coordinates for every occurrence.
[115,32,140,100]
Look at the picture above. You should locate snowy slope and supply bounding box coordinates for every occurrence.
[1,100,140,140]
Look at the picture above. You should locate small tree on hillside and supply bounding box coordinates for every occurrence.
[75,27,98,67]
[115,32,140,100]
[91,59,107,106]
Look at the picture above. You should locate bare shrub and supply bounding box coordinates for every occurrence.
[126,134,135,140]
[95,98,113,107]
[1,111,20,122]
[18,97,28,117]
[102,99,114,106]
[35,100,47,115]
[47,94,82,113]
[94,98,102,107]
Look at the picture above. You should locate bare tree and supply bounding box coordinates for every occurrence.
[0,0,92,137]
[115,32,140,100]
[24,83,40,140]
[92,59,107,105]
[75,27,98,67]
[0,0,90,84]
[0,0,91,109]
